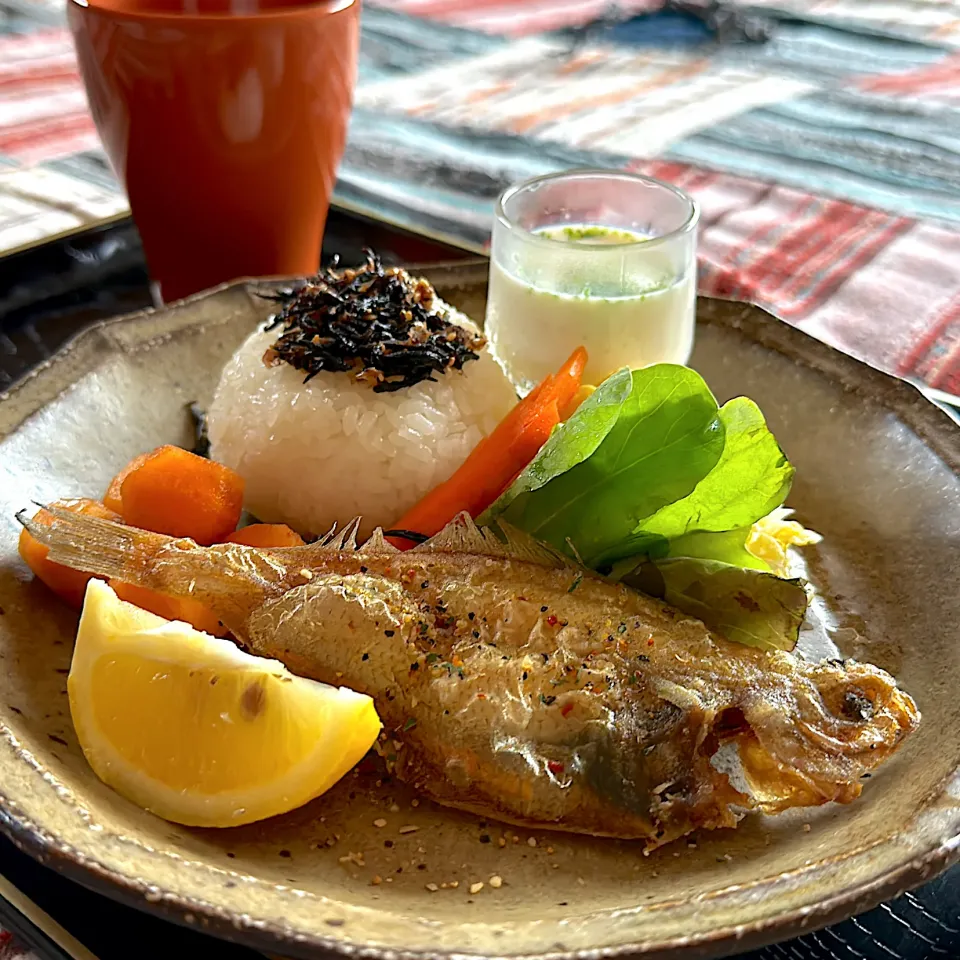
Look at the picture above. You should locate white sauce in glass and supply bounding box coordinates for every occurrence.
[485,225,696,393]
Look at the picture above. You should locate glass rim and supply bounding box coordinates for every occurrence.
[67,0,354,22]
[494,169,700,252]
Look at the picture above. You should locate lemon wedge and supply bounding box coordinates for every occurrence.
[68,580,380,827]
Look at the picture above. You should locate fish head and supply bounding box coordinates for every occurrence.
[731,657,920,814]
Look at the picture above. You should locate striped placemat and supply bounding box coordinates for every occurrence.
[2,1,960,394]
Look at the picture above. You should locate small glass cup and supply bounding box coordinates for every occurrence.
[485,169,699,394]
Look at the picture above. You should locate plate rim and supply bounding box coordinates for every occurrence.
[1,269,958,960]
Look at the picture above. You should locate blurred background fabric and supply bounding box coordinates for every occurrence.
[6,1,959,392]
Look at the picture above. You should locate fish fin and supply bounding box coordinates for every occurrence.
[18,506,177,584]
[413,512,577,571]
[358,528,400,556]
[316,517,361,552]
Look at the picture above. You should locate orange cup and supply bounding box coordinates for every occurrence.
[68,0,360,302]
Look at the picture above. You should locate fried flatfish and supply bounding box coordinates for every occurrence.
[23,507,919,848]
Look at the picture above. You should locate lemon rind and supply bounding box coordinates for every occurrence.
[69,581,381,827]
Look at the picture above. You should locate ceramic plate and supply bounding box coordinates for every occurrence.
[0,262,958,960]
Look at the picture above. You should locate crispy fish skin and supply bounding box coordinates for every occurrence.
[22,508,920,847]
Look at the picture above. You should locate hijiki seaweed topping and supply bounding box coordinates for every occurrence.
[262,250,487,393]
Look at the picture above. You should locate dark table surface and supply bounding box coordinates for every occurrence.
[0,213,957,960]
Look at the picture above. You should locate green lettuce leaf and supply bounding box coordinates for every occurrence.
[620,557,807,651]
[666,528,768,571]
[479,367,633,523]
[637,397,793,541]
[490,365,726,567]
[478,363,804,651]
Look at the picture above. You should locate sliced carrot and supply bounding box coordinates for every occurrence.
[118,445,244,545]
[551,346,588,414]
[18,499,121,609]
[103,448,169,514]
[560,383,596,422]
[389,346,587,547]
[223,524,305,548]
[109,580,228,638]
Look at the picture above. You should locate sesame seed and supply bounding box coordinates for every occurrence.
[371,876,382,886]
[300,569,314,580]
[449,880,459,889]
[489,876,503,889]
[527,837,537,847]
[470,882,484,894]
[373,819,387,828]
[399,825,419,834]
[498,837,507,848]
[803,823,812,832]
[425,883,439,892]
[546,846,554,855]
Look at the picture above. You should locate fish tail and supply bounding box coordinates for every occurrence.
[17,504,266,623]
[19,505,179,586]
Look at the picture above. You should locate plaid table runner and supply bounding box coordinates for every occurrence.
[0,931,38,960]
[2,0,960,391]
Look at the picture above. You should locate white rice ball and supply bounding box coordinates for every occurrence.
[208,308,518,539]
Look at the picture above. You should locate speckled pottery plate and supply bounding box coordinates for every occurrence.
[0,262,958,960]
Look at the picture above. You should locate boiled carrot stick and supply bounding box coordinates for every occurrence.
[109,580,228,638]
[223,524,305,548]
[388,347,587,547]
[118,445,244,545]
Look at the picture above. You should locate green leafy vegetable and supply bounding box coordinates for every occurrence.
[479,368,632,522]
[487,365,726,567]
[666,528,768,571]
[620,557,807,651]
[480,363,808,651]
[637,397,793,542]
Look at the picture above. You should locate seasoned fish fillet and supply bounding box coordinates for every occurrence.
[23,508,919,848]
